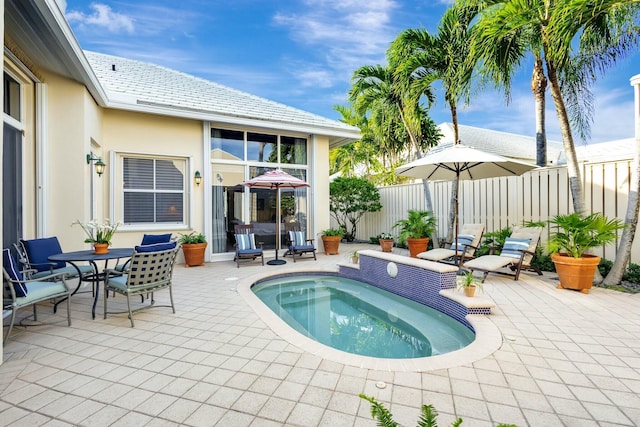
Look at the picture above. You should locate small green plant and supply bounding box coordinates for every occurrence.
[456,271,483,292]
[392,210,437,240]
[178,231,206,244]
[598,258,614,277]
[623,263,640,283]
[530,249,556,272]
[322,227,344,237]
[351,250,359,263]
[476,226,512,256]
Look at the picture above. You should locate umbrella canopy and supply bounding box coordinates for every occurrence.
[243,169,309,265]
[396,144,537,248]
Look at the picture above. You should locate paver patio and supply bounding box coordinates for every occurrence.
[2,243,640,426]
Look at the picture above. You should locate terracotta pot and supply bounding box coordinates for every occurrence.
[93,243,109,254]
[321,236,341,255]
[379,239,394,253]
[182,242,207,267]
[406,237,429,258]
[464,286,476,297]
[351,256,359,264]
[551,252,600,294]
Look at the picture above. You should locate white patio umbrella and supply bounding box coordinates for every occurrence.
[243,169,310,265]
[396,144,537,246]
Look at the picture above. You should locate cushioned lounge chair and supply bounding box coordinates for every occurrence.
[418,223,485,266]
[233,224,264,268]
[463,225,544,282]
[283,223,317,262]
[3,248,71,344]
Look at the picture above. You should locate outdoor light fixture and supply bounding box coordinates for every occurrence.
[86,154,106,177]
[194,170,202,186]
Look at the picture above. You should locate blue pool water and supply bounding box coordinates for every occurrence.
[252,275,475,359]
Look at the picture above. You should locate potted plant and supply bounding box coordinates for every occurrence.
[392,210,437,258]
[178,231,207,267]
[351,250,359,264]
[321,228,343,255]
[456,271,482,297]
[73,219,120,254]
[378,233,394,253]
[548,212,625,293]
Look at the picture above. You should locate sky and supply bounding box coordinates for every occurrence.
[62,0,639,145]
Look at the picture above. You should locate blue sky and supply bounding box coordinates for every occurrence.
[63,0,639,144]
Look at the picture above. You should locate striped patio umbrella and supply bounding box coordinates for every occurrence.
[243,169,310,265]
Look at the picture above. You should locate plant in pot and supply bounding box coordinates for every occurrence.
[321,227,344,255]
[351,250,359,264]
[456,271,482,297]
[378,232,394,253]
[392,210,437,258]
[178,231,207,267]
[547,212,625,293]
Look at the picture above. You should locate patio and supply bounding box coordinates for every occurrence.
[2,243,640,426]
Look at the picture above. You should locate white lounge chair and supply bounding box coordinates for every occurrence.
[463,225,544,282]
[418,223,485,266]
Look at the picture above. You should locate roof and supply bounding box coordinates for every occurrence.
[435,123,563,166]
[84,51,360,145]
[575,138,637,162]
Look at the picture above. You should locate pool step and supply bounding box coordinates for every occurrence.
[439,288,496,312]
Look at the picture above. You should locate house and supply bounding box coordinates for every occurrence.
[2,0,360,270]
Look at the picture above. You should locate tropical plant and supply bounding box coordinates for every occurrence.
[178,231,206,244]
[329,177,382,241]
[456,271,483,292]
[321,228,344,237]
[392,210,437,240]
[379,232,394,240]
[547,212,625,258]
[72,219,120,245]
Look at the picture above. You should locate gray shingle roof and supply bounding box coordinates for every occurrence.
[84,51,359,142]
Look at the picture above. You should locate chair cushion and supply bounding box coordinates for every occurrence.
[289,231,306,247]
[418,248,456,261]
[292,244,315,251]
[135,242,177,253]
[236,233,256,250]
[237,248,263,256]
[3,248,27,297]
[450,234,475,253]
[31,265,93,280]
[464,254,514,271]
[500,237,532,259]
[141,233,173,245]
[18,280,67,304]
[21,237,66,272]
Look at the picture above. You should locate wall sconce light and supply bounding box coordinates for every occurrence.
[86,154,106,177]
[194,170,202,186]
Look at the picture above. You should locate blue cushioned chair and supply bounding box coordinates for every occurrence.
[19,237,93,279]
[3,248,71,344]
[233,224,264,268]
[115,233,174,272]
[284,223,317,262]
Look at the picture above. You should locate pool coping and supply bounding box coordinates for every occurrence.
[237,265,504,372]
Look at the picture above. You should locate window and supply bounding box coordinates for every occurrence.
[122,156,187,224]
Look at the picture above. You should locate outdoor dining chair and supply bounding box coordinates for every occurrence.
[283,222,317,262]
[3,248,72,344]
[233,224,264,268]
[18,237,93,280]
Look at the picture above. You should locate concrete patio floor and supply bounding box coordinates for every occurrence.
[2,243,640,426]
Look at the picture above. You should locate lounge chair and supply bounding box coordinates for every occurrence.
[233,224,264,268]
[463,225,544,282]
[417,223,485,266]
[283,223,317,262]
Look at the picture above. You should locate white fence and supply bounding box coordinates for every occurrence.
[342,160,640,264]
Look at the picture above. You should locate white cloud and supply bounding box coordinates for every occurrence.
[66,3,134,34]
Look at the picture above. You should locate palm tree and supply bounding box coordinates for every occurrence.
[389,3,478,241]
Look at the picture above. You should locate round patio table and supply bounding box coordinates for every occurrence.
[49,248,134,319]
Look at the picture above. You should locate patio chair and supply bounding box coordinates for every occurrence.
[283,223,317,262]
[115,233,174,272]
[18,237,93,280]
[3,248,71,344]
[463,225,544,282]
[418,223,485,266]
[103,242,180,327]
[233,224,264,268]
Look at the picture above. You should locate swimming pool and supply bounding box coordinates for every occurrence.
[252,274,475,359]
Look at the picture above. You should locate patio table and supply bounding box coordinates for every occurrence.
[49,248,134,319]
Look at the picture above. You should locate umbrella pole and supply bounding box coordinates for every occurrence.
[267,184,286,265]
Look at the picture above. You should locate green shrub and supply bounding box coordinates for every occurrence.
[623,263,640,283]
[178,232,206,244]
[476,226,512,257]
[598,258,613,277]
[531,249,555,272]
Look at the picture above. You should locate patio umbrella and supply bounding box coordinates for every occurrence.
[396,144,537,246]
[243,169,310,265]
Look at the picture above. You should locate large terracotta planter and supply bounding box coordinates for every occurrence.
[552,252,600,294]
[406,237,429,258]
[321,236,341,255]
[182,242,207,267]
[379,239,394,253]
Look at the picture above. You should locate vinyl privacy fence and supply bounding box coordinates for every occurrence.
[345,160,640,264]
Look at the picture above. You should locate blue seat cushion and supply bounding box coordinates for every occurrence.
[135,242,177,253]
[292,244,315,251]
[236,233,256,250]
[31,264,93,280]
[3,248,27,297]
[141,233,173,245]
[17,281,67,305]
[450,234,475,253]
[500,237,532,259]
[237,248,262,256]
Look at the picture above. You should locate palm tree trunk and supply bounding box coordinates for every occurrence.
[546,61,586,215]
[602,135,640,286]
[448,102,460,243]
[532,57,547,167]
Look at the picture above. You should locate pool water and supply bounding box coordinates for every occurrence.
[252,275,475,359]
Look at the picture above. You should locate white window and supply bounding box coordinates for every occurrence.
[121,155,188,225]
